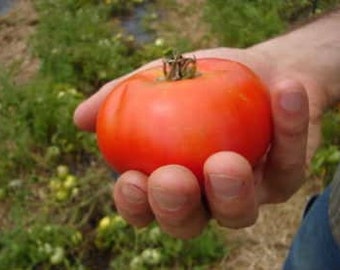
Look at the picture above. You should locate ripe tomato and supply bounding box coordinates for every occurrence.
[96,56,272,187]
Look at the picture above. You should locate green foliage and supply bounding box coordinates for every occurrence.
[105,0,147,15]
[0,213,225,270]
[95,216,226,269]
[0,72,96,180]
[320,108,340,146]
[32,0,140,92]
[311,108,340,185]
[204,0,340,47]
[0,224,83,269]
[0,162,225,269]
[279,0,340,22]
[204,0,286,47]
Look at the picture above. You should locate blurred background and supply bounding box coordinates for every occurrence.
[1,0,340,269]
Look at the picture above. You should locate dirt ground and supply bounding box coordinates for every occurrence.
[0,1,324,269]
[222,179,322,270]
[0,0,39,83]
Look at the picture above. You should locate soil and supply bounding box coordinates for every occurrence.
[0,0,39,83]
[0,1,324,269]
[222,179,322,270]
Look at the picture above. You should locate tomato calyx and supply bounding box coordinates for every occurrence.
[162,51,199,81]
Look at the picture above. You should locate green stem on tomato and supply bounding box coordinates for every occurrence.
[162,51,199,81]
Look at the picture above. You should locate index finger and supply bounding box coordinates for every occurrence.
[73,60,161,131]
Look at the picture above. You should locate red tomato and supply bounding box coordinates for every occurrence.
[96,57,272,188]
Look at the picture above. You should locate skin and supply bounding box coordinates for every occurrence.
[74,9,340,239]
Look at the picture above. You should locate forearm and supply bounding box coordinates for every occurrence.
[251,8,340,111]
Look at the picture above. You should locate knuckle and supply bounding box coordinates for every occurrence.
[278,120,308,140]
[275,159,306,173]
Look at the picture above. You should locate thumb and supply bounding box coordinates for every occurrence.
[259,79,310,204]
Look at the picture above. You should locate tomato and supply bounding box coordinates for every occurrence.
[96,55,272,188]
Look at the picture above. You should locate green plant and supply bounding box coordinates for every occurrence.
[32,0,141,93]
[311,107,340,185]
[204,0,340,47]
[278,0,340,22]
[0,224,84,269]
[94,215,227,269]
[0,73,96,180]
[204,0,286,47]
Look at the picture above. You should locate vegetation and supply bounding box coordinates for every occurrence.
[311,107,340,185]
[0,0,339,269]
[204,0,340,47]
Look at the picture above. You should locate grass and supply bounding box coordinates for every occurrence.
[0,0,340,269]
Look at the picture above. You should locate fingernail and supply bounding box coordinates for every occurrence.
[209,174,243,199]
[121,183,146,204]
[280,91,303,113]
[151,187,187,211]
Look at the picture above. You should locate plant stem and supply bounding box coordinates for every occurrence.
[162,52,198,81]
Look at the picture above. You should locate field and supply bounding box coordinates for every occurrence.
[1,0,340,269]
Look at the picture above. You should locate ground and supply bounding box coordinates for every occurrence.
[223,180,322,270]
[0,1,324,269]
[0,0,39,83]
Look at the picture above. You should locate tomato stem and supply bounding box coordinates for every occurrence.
[162,51,198,81]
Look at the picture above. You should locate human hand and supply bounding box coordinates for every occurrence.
[74,47,320,239]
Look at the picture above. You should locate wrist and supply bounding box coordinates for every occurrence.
[249,10,340,112]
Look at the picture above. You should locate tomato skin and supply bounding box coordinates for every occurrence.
[96,58,272,187]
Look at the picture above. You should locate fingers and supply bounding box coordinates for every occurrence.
[113,171,154,228]
[204,152,258,228]
[148,166,209,239]
[114,166,209,239]
[115,156,259,236]
[259,79,309,204]
[73,60,161,132]
[73,80,119,132]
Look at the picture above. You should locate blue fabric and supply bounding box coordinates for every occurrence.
[284,186,340,270]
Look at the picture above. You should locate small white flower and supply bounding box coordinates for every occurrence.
[67,88,78,96]
[43,243,53,255]
[57,91,65,99]
[148,226,161,243]
[63,175,78,189]
[71,187,79,197]
[112,215,127,229]
[56,165,69,179]
[130,256,143,269]
[50,246,65,265]
[141,248,161,265]
[98,216,111,230]
[154,38,164,47]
